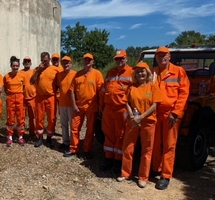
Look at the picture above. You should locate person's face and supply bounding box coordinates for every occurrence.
[51,57,60,66]
[83,57,94,68]
[155,52,171,67]
[11,61,20,73]
[114,56,127,68]
[23,59,32,69]
[41,55,50,67]
[62,60,72,71]
[135,68,147,83]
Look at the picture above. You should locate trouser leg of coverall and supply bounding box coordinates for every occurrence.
[152,113,182,179]
[6,95,16,136]
[83,111,97,153]
[35,95,46,136]
[45,95,56,137]
[25,98,35,135]
[121,119,139,178]
[60,106,72,146]
[15,94,25,136]
[138,120,155,182]
[102,105,127,160]
[70,110,85,153]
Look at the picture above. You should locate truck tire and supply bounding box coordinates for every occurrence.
[176,124,210,171]
[187,125,210,170]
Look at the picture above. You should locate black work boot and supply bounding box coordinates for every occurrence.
[100,158,114,172]
[34,136,43,148]
[155,177,170,190]
[46,136,54,149]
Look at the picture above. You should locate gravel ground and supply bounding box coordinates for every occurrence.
[0,116,215,200]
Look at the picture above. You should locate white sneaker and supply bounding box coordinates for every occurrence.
[138,180,147,188]
[117,177,127,182]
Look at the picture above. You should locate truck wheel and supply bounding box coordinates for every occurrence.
[187,126,210,171]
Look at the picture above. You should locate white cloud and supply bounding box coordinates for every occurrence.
[166,31,178,36]
[59,0,215,33]
[117,35,125,40]
[129,23,143,30]
[59,0,215,19]
[59,0,159,19]
[87,22,121,30]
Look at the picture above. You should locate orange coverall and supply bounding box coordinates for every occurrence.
[121,82,162,181]
[70,68,104,154]
[20,69,36,135]
[100,65,133,160]
[0,74,3,119]
[34,65,58,137]
[3,72,25,136]
[152,62,190,179]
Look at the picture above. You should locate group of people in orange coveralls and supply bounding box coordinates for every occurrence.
[1,46,190,190]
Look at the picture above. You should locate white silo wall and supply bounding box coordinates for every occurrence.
[0,0,61,74]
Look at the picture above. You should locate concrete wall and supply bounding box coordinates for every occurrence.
[0,0,61,74]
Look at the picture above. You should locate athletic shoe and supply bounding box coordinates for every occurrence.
[6,139,13,147]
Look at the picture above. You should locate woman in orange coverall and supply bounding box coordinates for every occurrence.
[3,56,25,147]
[117,62,161,188]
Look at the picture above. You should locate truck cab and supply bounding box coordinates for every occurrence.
[139,46,215,170]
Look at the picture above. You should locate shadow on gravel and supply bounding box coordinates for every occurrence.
[81,137,215,200]
[173,147,215,200]
[80,139,120,179]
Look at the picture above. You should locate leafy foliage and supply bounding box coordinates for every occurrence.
[61,22,115,69]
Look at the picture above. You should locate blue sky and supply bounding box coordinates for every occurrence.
[58,0,215,50]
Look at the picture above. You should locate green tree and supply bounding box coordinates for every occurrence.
[170,31,207,46]
[206,35,215,45]
[61,22,115,68]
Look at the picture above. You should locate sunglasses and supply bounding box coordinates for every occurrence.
[115,57,125,61]
[52,58,59,61]
[23,60,31,63]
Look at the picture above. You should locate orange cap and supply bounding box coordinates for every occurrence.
[23,56,31,61]
[156,46,170,54]
[62,56,72,61]
[133,62,150,70]
[83,53,94,59]
[52,53,60,59]
[114,49,127,58]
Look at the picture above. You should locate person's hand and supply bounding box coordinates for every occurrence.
[72,105,80,113]
[130,116,141,127]
[38,63,46,72]
[168,113,178,127]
